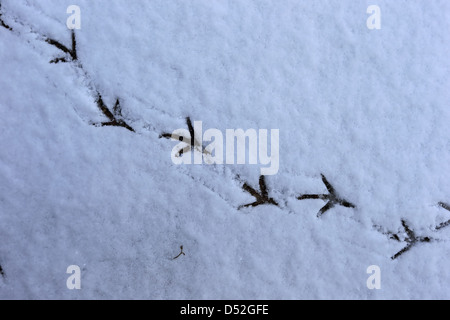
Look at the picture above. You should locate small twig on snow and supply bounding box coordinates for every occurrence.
[172,246,186,260]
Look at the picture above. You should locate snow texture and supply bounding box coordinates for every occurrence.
[0,0,449,299]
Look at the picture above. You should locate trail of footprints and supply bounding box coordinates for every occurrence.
[44,31,136,132]
[0,2,135,133]
[0,4,449,270]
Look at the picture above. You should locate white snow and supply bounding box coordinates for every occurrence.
[0,0,449,299]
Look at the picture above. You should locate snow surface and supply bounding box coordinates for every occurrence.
[0,0,450,299]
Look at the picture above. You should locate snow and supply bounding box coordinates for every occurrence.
[0,0,450,299]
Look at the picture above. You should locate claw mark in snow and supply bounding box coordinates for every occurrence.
[93,94,135,132]
[0,1,12,30]
[160,117,210,158]
[239,175,278,209]
[46,30,77,63]
[297,174,356,217]
[436,202,450,230]
[374,218,450,260]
